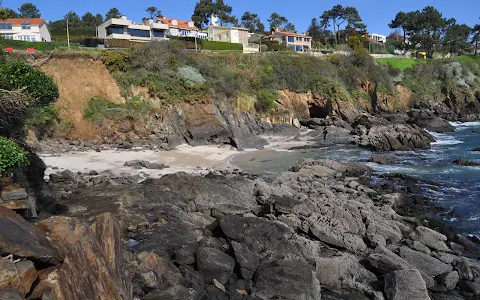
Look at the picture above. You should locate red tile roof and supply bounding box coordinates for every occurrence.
[1,18,45,25]
[158,17,198,30]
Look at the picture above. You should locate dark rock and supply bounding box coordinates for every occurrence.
[473,147,480,152]
[384,269,430,300]
[0,258,19,290]
[123,160,169,170]
[88,170,99,176]
[231,241,260,280]
[369,155,397,165]
[0,206,60,265]
[49,170,75,183]
[436,271,459,291]
[16,260,37,296]
[0,289,22,300]
[453,159,480,167]
[252,260,321,300]
[0,188,28,201]
[196,247,235,285]
[408,109,455,133]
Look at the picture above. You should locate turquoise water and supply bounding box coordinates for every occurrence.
[231,122,480,235]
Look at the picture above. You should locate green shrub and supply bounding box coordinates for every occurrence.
[101,50,131,72]
[58,120,74,133]
[256,89,277,111]
[311,77,349,100]
[0,38,80,51]
[25,104,59,126]
[0,61,58,106]
[0,137,29,176]
[84,96,151,122]
[199,40,243,51]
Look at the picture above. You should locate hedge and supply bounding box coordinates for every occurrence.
[0,137,29,176]
[199,39,243,51]
[0,38,80,51]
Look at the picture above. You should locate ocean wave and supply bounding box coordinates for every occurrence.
[449,121,480,128]
[428,131,464,146]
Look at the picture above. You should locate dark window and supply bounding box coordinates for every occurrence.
[106,26,124,35]
[153,30,164,38]
[287,36,294,43]
[127,28,150,38]
[0,23,13,30]
[21,22,31,30]
[295,45,303,52]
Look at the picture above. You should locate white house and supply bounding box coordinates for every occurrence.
[0,18,51,42]
[157,17,204,38]
[369,33,387,44]
[98,16,169,42]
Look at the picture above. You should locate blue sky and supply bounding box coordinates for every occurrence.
[3,0,479,34]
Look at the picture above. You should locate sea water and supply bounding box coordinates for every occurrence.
[230,122,480,235]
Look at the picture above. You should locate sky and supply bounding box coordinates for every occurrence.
[2,0,480,34]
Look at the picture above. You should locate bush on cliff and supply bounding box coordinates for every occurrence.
[0,137,29,176]
[84,96,151,122]
[256,90,278,112]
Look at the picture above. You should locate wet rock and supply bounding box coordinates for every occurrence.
[452,159,480,167]
[384,269,430,300]
[196,247,235,285]
[410,226,449,252]
[253,260,321,300]
[369,155,397,165]
[0,207,60,265]
[399,247,453,277]
[473,147,480,152]
[408,109,455,133]
[124,160,169,170]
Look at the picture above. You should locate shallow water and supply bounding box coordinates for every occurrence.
[231,122,480,235]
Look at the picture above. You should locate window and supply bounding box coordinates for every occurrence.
[217,34,222,41]
[153,30,165,38]
[19,35,36,41]
[127,28,150,38]
[296,37,302,41]
[170,28,179,36]
[225,32,229,39]
[181,30,188,36]
[0,22,13,30]
[304,38,310,42]
[1,34,13,39]
[172,19,178,25]
[21,22,31,30]
[295,45,303,52]
[106,26,124,35]
[287,36,294,43]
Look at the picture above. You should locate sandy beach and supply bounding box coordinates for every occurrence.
[40,133,314,179]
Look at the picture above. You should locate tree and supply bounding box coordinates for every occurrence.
[443,23,472,54]
[473,24,480,56]
[81,12,96,28]
[95,13,104,26]
[64,11,81,28]
[308,18,334,47]
[146,6,162,19]
[241,11,264,33]
[320,5,364,46]
[105,7,121,20]
[192,0,235,28]
[285,22,296,32]
[267,13,288,32]
[0,8,17,19]
[18,2,40,18]
[408,7,448,58]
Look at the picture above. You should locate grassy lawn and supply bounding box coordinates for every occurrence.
[456,55,480,64]
[376,57,423,71]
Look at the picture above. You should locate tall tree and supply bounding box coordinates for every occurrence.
[81,12,96,28]
[308,18,334,46]
[267,13,288,32]
[95,13,104,26]
[192,0,235,28]
[241,11,264,33]
[443,23,472,54]
[146,6,162,19]
[320,5,365,46]
[0,7,18,19]
[472,24,480,56]
[18,2,40,18]
[64,11,81,28]
[105,7,121,20]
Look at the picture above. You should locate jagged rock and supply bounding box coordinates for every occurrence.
[123,160,169,170]
[27,267,59,300]
[196,247,235,285]
[16,260,37,296]
[0,188,28,201]
[0,258,19,290]
[458,280,480,295]
[0,289,23,300]
[410,226,450,252]
[454,258,474,281]
[473,147,480,152]
[49,170,75,183]
[384,269,430,300]
[367,246,411,274]
[37,216,87,257]
[452,159,480,167]
[408,109,455,133]
[0,207,60,265]
[437,271,459,291]
[253,260,321,300]
[399,247,453,277]
[369,155,397,165]
[231,241,260,280]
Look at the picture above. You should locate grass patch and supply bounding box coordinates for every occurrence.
[84,96,151,122]
[455,55,480,64]
[376,58,423,71]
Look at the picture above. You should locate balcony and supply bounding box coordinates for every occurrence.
[150,23,169,30]
[106,33,131,40]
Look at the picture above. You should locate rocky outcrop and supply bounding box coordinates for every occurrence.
[385,269,430,300]
[453,159,480,167]
[408,109,455,133]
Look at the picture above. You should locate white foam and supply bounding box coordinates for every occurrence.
[428,131,464,146]
[449,121,480,128]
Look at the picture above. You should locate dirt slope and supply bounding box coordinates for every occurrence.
[40,57,125,140]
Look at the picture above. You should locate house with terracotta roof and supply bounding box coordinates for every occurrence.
[265,28,312,52]
[98,16,169,42]
[0,18,51,42]
[157,17,206,39]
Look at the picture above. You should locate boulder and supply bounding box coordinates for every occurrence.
[367,246,411,274]
[196,247,235,285]
[384,269,430,300]
[123,160,169,170]
[369,155,397,165]
[231,241,260,280]
[410,226,449,252]
[473,147,480,152]
[15,260,37,296]
[0,289,23,300]
[452,159,480,167]
[0,206,60,265]
[399,247,453,277]
[0,258,19,290]
[253,260,321,300]
[436,271,459,291]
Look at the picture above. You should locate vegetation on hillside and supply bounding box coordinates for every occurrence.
[0,136,29,176]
